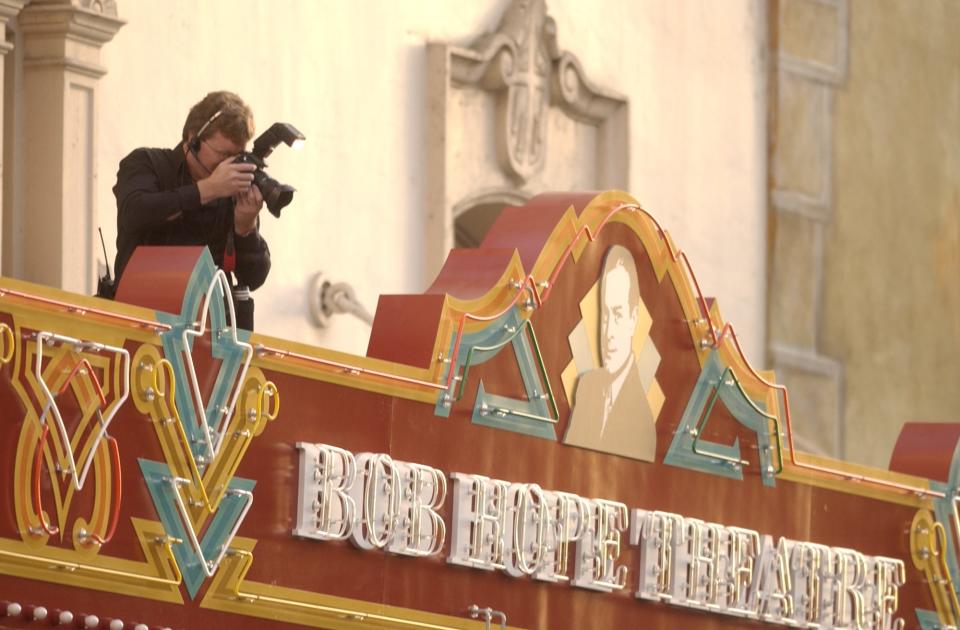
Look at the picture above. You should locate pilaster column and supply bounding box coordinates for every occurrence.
[19,0,123,293]
[0,2,25,50]
[0,0,27,269]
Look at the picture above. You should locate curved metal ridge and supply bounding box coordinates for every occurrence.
[256,193,943,498]
[0,192,939,499]
[0,287,171,332]
[226,550,481,630]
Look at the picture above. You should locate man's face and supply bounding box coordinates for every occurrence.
[189,130,243,177]
[601,265,638,373]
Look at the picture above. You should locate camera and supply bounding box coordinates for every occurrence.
[236,122,305,218]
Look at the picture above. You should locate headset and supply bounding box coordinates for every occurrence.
[188,109,222,174]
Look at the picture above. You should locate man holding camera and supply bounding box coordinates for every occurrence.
[108,91,271,329]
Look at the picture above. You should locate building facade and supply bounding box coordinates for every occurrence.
[0,0,955,468]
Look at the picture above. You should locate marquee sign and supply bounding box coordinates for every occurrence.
[294,442,906,628]
[0,191,955,630]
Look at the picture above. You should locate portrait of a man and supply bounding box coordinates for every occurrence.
[563,245,657,461]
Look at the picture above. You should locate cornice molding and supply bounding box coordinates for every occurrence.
[22,55,106,78]
[0,0,27,21]
[19,1,125,47]
[27,0,119,19]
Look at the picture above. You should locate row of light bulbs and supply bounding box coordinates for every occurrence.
[2,601,171,630]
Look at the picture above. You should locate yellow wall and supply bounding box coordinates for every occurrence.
[825,1,960,467]
[769,0,960,468]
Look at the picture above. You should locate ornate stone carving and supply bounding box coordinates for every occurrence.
[29,0,119,16]
[475,0,550,181]
[451,0,624,183]
[425,0,628,284]
[79,0,119,17]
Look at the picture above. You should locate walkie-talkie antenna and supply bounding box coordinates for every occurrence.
[98,227,112,281]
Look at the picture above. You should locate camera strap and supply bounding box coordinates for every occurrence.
[223,229,236,274]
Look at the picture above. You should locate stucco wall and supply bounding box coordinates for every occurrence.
[94,1,768,362]
[825,2,960,467]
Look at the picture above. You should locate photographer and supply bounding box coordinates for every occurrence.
[108,91,271,329]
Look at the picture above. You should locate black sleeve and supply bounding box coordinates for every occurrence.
[114,149,202,235]
[234,227,271,291]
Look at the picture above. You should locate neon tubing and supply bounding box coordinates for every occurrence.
[0,322,14,363]
[81,436,122,547]
[166,476,252,577]
[0,288,170,332]
[0,202,936,499]
[33,331,130,493]
[690,367,784,473]
[178,270,252,461]
[32,424,58,536]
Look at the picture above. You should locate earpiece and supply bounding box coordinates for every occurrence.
[188,109,222,174]
[190,109,223,155]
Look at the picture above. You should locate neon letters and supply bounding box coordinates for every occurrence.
[294,443,903,628]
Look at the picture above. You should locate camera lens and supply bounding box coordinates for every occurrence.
[253,171,295,217]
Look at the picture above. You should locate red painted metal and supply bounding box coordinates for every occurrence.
[0,191,945,629]
[59,358,107,407]
[889,422,960,483]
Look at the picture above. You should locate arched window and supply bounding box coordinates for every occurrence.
[453,190,530,249]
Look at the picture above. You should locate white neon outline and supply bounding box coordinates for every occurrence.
[34,331,131,492]
[399,462,447,557]
[314,444,358,541]
[179,269,253,461]
[166,475,252,577]
[357,453,401,550]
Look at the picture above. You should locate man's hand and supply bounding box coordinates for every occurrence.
[197,157,256,205]
[234,185,264,236]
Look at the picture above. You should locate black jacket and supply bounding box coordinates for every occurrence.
[112,144,271,292]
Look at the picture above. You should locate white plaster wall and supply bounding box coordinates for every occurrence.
[97,0,767,365]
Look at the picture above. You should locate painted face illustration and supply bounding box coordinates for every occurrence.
[600,264,638,374]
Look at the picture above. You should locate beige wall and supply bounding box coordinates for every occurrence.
[825,1,960,467]
[770,0,960,468]
[21,1,769,364]
[767,0,848,458]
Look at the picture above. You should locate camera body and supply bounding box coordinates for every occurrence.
[237,122,305,218]
[234,151,293,218]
